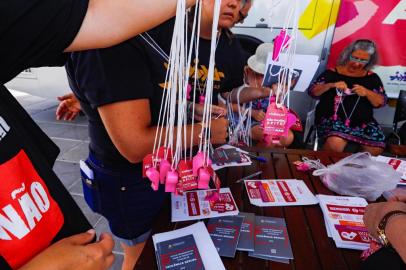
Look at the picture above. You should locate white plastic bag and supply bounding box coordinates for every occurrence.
[312,152,401,201]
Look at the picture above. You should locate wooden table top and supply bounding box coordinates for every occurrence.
[135,148,362,270]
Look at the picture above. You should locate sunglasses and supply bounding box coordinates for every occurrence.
[349,55,369,64]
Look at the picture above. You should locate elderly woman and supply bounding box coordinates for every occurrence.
[308,39,387,156]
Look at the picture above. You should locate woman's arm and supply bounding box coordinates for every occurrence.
[65,0,196,52]
[227,86,271,104]
[352,84,385,107]
[386,215,406,262]
[98,99,228,164]
[310,81,347,97]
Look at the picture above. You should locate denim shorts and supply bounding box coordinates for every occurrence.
[81,152,167,246]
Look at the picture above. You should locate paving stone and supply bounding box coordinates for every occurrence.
[72,194,102,227]
[53,161,80,190]
[37,122,89,141]
[58,141,89,163]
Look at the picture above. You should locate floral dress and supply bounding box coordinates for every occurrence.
[308,69,387,148]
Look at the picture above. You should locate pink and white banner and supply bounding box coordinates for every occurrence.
[328,0,406,98]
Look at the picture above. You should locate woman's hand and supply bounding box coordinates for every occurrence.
[352,84,369,97]
[363,202,406,239]
[19,230,115,270]
[56,93,81,121]
[251,109,265,122]
[334,81,348,90]
[193,103,227,121]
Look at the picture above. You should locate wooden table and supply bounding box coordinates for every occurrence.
[135,148,363,270]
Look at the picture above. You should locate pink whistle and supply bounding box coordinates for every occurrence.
[165,170,179,193]
[193,152,206,176]
[199,95,205,104]
[272,30,291,61]
[198,168,211,189]
[146,167,160,191]
[187,84,192,100]
[283,112,297,138]
[159,159,171,184]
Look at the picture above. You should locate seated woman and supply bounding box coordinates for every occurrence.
[221,43,302,148]
[308,39,387,156]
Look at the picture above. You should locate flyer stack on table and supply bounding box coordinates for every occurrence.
[244,179,319,207]
[317,195,370,250]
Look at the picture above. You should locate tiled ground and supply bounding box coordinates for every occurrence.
[12,90,125,270]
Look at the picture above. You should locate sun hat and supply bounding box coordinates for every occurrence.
[247,43,274,75]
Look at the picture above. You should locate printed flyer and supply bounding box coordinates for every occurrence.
[317,195,370,250]
[153,222,225,270]
[207,216,244,258]
[171,188,239,222]
[211,145,252,171]
[236,212,255,251]
[249,216,293,261]
[156,234,205,270]
[244,179,318,206]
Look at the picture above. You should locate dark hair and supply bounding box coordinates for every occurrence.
[337,39,379,70]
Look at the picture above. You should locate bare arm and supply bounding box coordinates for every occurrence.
[65,0,196,52]
[227,86,271,104]
[352,84,385,107]
[310,82,342,97]
[386,215,406,262]
[98,99,228,164]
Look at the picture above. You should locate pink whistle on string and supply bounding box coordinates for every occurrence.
[146,167,160,191]
[165,170,179,193]
[199,95,205,104]
[272,30,292,61]
[159,159,171,184]
[198,168,211,189]
[283,112,297,138]
[186,84,192,100]
[193,152,206,176]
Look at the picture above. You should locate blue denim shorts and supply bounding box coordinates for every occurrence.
[81,152,167,246]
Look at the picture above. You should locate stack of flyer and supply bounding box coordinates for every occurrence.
[207,216,244,257]
[211,145,252,170]
[374,156,406,184]
[244,179,318,207]
[249,216,293,263]
[317,195,370,250]
[153,222,225,270]
[171,188,239,222]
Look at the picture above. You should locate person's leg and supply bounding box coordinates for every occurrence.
[121,241,146,270]
[323,136,348,152]
[361,145,384,156]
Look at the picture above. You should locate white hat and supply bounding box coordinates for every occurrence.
[247,43,274,75]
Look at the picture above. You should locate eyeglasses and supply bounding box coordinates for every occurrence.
[349,55,369,64]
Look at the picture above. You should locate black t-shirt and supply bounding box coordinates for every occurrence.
[66,18,248,165]
[311,69,387,127]
[0,0,88,84]
[0,86,91,270]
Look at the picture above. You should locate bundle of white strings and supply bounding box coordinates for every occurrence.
[151,0,221,169]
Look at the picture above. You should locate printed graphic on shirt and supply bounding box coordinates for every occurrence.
[0,116,11,141]
[159,60,225,93]
[0,150,64,269]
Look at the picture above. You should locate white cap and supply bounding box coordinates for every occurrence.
[247,43,274,75]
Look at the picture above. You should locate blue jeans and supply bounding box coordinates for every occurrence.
[81,152,167,245]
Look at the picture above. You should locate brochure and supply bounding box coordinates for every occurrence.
[236,212,255,251]
[317,195,370,250]
[171,188,239,222]
[250,216,293,260]
[152,222,225,270]
[156,234,205,270]
[207,216,244,258]
[244,179,318,207]
[211,145,252,171]
[374,155,406,183]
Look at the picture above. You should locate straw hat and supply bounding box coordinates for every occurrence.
[247,43,274,75]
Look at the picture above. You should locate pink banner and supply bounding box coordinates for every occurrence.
[328,0,406,97]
